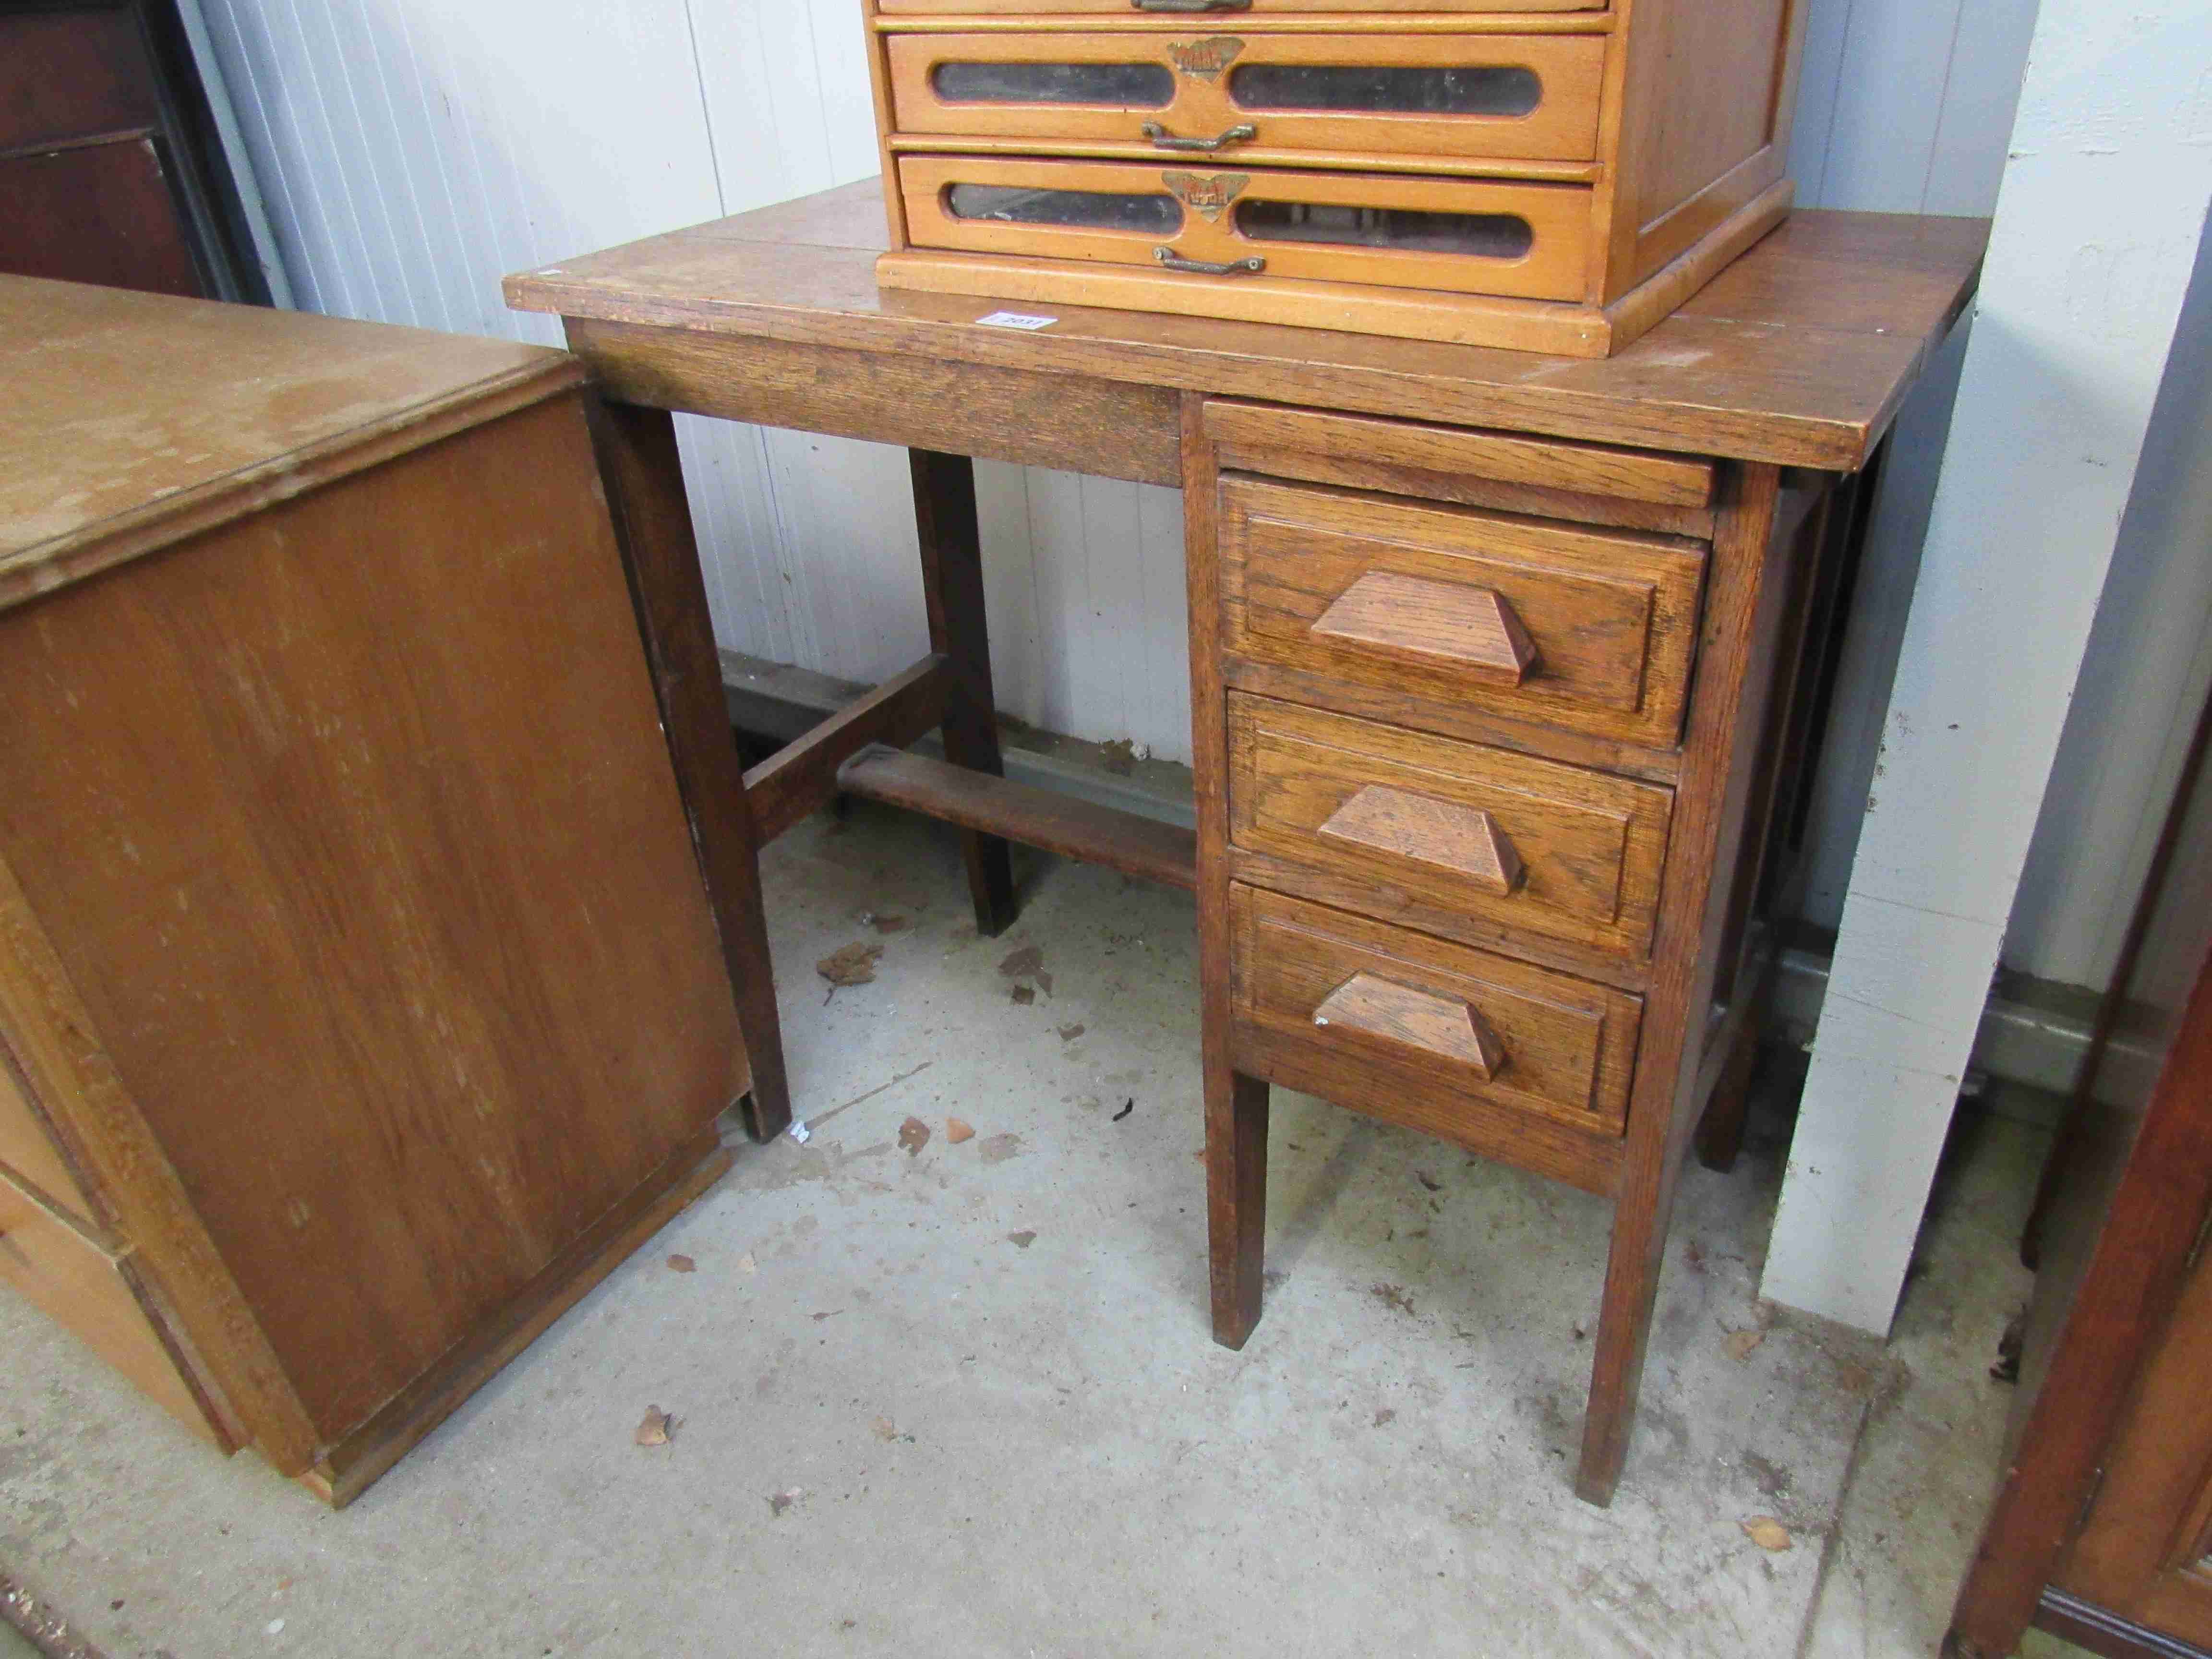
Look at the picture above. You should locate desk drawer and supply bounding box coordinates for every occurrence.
[0,1171,226,1444]
[1229,694,1671,963]
[886,32,1605,165]
[1231,886,1639,1148]
[1219,476,1706,748]
[897,155,1591,304]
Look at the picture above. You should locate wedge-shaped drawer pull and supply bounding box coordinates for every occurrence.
[1317,784,1525,896]
[1310,570,1538,686]
[1312,973,1506,1082]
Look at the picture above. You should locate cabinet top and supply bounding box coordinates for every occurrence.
[504,179,1987,473]
[0,277,581,613]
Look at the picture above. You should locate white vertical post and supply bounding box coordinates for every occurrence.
[1761,0,2212,1334]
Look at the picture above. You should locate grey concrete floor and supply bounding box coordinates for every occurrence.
[0,800,2077,1658]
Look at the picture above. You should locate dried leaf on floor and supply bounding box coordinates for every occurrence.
[737,1252,757,1276]
[1100,738,1138,775]
[1741,1516,1793,1552]
[867,913,910,935]
[898,1116,932,1156]
[871,1417,899,1442]
[1370,1283,1416,1317]
[1725,1329,1766,1363]
[1011,985,1036,1006]
[946,1118,975,1144]
[1007,1231,1037,1250]
[1058,1024,1086,1042]
[1373,1408,1396,1428]
[768,1489,804,1517]
[817,942,885,989]
[635,1406,676,1448]
[667,1254,697,1274]
[998,945,1045,980]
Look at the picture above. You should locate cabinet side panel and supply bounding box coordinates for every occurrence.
[0,394,742,1443]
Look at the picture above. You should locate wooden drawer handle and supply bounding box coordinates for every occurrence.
[1310,570,1539,687]
[1317,784,1525,896]
[1313,973,1506,1082]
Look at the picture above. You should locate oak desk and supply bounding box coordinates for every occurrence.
[506,181,1985,1505]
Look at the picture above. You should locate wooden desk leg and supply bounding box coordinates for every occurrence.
[909,450,1017,938]
[1181,394,1273,1347]
[1577,464,1792,1506]
[584,394,792,1142]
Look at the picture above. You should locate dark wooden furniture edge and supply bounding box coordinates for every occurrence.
[2027,1588,2212,1659]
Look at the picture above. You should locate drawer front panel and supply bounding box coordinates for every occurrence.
[0,1039,97,1228]
[887,32,1606,163]
[1228,694,1671,961]
[1219,476,1706,747]
[0,1173,222,1443]
[898,156,1592,303]
[1231,886,1639,1144]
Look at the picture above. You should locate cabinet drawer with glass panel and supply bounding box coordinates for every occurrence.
[863,0,1811,356]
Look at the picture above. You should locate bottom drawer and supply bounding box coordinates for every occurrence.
[1231,886,1640,1191]
[0,1173,229,1445]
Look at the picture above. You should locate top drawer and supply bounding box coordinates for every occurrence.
[1218,476,1707,750]
[885,31,1607,165]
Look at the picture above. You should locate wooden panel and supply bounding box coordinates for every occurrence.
[0,1171,223,1445]
[1314,973,1506,1079]
[0,396,743,1445]
[885,31,1606,164]
[0,138,203,300]
[896,155,1594,303]
[1633,0,1795,233]
[840,746,1198,893]
[0,8,160,153]
[1229,695,1672,967]
[1232,885,1640,1157]
[1219,475,1707,747]
[744,654,952,843]
[1205,399,1716,506]
[563,317,1180,488]
[0,1037,96,1231]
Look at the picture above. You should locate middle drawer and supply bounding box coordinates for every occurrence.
[1229,693,1673,965]
[885,31,1608,166]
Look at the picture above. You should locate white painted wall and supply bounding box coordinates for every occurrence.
[1763,0,2212,1333]
[191,0,2186,992]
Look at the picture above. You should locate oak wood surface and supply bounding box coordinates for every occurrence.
[0,1034,97,1231]
[744,654,953,844]
[0,396,746,1453]
[1318,785,1524,898]
[1220,475,1707,748]
[1574,460,1793,1505]
[504,182,1986,470]
[1310,570,1538,685]
[884,29,1607,163]
[1312,972,1506,1080]
[1228,694,1672,970]
[839,746,1198,893]
[1,274,580,612]
[1204,399,1716,506]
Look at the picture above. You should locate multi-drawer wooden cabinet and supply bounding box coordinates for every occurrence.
[866,0,1811,354]
[0,276,754,1505]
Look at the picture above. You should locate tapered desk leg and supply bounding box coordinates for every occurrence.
[584,393,792,1142]
[910,449,1017,938]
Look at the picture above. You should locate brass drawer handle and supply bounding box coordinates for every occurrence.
[1133,0,1250,11]
[1155,247,1265,277]
[1313,974,1507,1082]
[1142,120,1257,154]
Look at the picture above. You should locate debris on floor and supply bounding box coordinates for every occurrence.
[667,1254,696,1274]
[634,1407,676,1448]
[1725,1329,1766,1363]
[1058,1024,1085,1042]
[898,1117,932,1156]
[864,912,910,934]
[817,941,884,992]
[1011,985,1036,1006]
[998,944,1052,996]
[1112,1099,1134,1122]
[1742,1517,1793,1552]
[947,1118,975,1144]
[1006,1232,1037,1250]
[767,1490,803,1517]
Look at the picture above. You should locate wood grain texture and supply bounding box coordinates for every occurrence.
[584,395,789,1144]
[1318,785,1524,898]
[1575,461,1793,1506]
[562,316,1182,488]
[1221,476,1707,748]
[504,189,1987,470]
[0,1170,229,1447]
[884,29,1607,163]
[1312,570,1537,685]
[0,137,204,300]
[1229,695,1672,971]
[0,395,746,1454]
[1183,393,1272,1351]
[1204,400,1716,507]
[744,654,953,844]
[884,129,1605,185]
[895,155,1594,303]
[1,275,581,611]
[0,1034,97,1232]
[1313,973,1506,1080]
[1233,887,1638,1172]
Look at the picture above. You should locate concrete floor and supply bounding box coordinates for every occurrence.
[0,800,2087,1658]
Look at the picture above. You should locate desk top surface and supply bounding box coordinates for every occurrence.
[505,180,1988,473]
[1,276,578,611]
